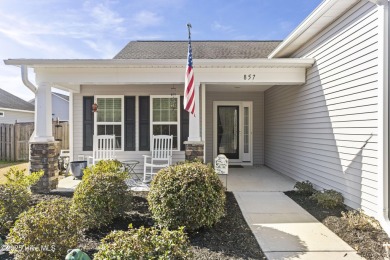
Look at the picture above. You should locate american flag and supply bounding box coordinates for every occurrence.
[184,36,195,115]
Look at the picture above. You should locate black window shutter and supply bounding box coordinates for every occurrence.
[83,96,94,151]
[180,96,189,151]
[124,96,136,151]
[139,96,150,151]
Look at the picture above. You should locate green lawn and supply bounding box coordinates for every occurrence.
[0,161,29,184]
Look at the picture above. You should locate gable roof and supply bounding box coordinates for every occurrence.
[0,88,34,111]
[29,92,69,104]
[114,40,282,59]
[52,92,69,102]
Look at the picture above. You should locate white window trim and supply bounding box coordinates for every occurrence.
[94,95,124,151]
[0,111,4,117]
[150,95,181,151]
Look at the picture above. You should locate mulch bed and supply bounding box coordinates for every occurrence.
[285,191,390,260]
[1,191,265,260]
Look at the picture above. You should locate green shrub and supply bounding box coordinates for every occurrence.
[341,209,381,231]
[310,189,344,208]
[6,198,79,260]
[0,184,30,234]
[82,159,125,179]
[72,160,131,229]
[294,180,316,195]
[94,225,193,260]
[0,168,43,234]
[4,167,43,189]
[148,162,226,231]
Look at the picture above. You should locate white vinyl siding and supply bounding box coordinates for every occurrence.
[206,91,264,165]
[52,94,69,121]
[264,1,379,215]
[73,84,185,172]
[0,110,34,124]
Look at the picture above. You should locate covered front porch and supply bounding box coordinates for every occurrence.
[56,165,296,192]
[3,58,314,192]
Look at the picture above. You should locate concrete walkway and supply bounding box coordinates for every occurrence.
[229,166,363,260]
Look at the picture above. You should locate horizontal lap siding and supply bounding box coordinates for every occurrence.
[73,85,185,172]
[0,111,34,124]
[265,2,379,214]
[205,92,264,165]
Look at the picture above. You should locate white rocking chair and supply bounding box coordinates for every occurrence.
[88,135,116,165]
[143,135,173,182]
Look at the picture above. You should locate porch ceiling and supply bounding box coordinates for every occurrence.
[206,84,273,92]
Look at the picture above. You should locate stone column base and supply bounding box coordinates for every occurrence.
[184,141,204,163]
[30,141,60,193]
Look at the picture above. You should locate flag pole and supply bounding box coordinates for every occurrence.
[185,23,200,142]
[187,23,192,41]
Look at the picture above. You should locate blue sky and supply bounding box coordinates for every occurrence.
[0,0,322,101]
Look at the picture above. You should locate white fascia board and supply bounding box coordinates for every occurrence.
[0,108,34,113]
[269,0,361,58]
[4,58,315,69]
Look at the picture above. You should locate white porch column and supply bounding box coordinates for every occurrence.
[33,82,54,142]
[188,82,201,142]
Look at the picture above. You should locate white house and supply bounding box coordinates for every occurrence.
[30,92,69,121]
[0,88,34,124]
[4,0,390,233]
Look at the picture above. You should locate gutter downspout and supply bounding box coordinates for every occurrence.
[21,65,38,143]
[376,0,390,235]
[21,65,37,93]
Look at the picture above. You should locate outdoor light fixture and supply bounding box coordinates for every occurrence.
[92,103,98,112]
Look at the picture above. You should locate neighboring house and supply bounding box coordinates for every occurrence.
[4,0,390,232]
[29,92,69,121]
[0,88,34,124]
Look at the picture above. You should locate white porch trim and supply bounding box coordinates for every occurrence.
[376,0,390,235]
[188,82,201,142]
[32,82,54,142]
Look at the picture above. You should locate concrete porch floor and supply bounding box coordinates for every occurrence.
[56,166,363,259]
[225,165,295,192]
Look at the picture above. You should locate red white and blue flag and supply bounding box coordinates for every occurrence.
[184,32,195,116]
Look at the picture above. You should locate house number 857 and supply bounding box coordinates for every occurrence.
[244,74,256,80]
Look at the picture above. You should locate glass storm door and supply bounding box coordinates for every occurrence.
[242,104,251,162]
[217,106,239,159]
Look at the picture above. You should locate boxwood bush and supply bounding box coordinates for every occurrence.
[294,180,316,195]
[72,160,131,229]
[6,198,79,260]
[94,225,192,260]
[310,189,344,208]
[148,162,226,231]
[0,184,30,234]
[0,168,43,233]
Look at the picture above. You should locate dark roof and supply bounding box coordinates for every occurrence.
[114,41,282,59]
[0,88,34,111]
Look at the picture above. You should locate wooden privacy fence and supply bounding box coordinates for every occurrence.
[0,121,69,161]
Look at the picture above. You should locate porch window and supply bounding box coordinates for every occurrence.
[96,96,123,149]
[151,96,179,149]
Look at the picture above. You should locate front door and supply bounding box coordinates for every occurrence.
[217,106,239,159]
[214,101,252,164]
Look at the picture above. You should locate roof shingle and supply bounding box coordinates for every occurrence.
[114,41,282,59]
[0,88,34,111]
